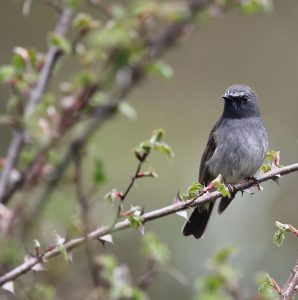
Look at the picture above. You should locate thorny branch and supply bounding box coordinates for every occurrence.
[281,259,298,300]
[0,162,298,286]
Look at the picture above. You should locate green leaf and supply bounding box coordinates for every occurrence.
[151,141,174,158]
[180,181,203,200]
[128,215,143,228]
[128,206,143,228]
[54,232,71,263]
[198,275,225,293]
[257,273,278,299]
[273,221,290,247]
[142,232,170,265]
[72,13,100,30]
[73,70,97,87]
[130,288,149,300]
[275,221,290,232]
[146,60,174,79]
[64,0,82,8]
[241,0,273,14]
[135,128,174,159]
[266,150,279,162]
[48,33,71,54]
[0,65,15,83]
[96,254,117,281]
[212,245,236,267]
[93,158,107,184]
[118,102,137,120]
[12,54,26,74]
[25,283,56,300]
[261,164,271,173]
[214,182,230,198]
[28,48,37,69]
[150,128,165,143]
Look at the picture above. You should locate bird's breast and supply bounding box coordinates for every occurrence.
[207,117,268,184]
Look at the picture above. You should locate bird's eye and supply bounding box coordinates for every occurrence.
[241,96,248,103]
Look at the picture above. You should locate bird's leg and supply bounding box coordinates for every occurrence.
[247,176,261,191]
[226,184,237,199]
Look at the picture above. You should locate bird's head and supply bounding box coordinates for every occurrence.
[222,84,260,118]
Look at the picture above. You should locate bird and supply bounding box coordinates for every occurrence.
[182,84,268,239]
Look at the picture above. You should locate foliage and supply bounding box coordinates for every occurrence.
[0,0,288,300]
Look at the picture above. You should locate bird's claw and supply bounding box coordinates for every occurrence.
[227,184,237,199]
[247,176,261,191]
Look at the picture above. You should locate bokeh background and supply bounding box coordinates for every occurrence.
[0,1,298,299]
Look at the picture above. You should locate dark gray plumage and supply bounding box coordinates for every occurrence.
[183,84,268,239]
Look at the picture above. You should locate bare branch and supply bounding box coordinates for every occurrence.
[74,151,100,287]
[0,7,73,203]
[1,162,298,286]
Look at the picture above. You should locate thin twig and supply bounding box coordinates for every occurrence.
[1,0,208,206]
[74,151,99,287]
[138,259,158,290]
[45,0,62,13]
[0,7,73,203]
[110,151,150,229]
[0,162,298,286]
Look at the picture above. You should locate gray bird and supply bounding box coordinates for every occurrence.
[182,84,268,239]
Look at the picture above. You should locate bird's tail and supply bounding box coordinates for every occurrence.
[218,195,235,214]
[182,202,214,239]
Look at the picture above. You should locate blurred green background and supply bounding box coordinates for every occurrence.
[0,1,298,299]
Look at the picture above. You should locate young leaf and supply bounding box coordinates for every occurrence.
[128,206,143,229]
[0,65,15,83]
[151,141,174,158]
[146,60,174,79]
[257,273,279,299]
[104,189,123,203]
[53,232,71,263]
[72,13,100,30]
[93,158,107,184]
[48,33,71,54]
[142,232,170,265]
[150,129,165,144]
[212,245,236,267]
[212,175,231,198]
[273,221,290,247]
[118,102,137,120]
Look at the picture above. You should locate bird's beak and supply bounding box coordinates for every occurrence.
[222,95,232,101]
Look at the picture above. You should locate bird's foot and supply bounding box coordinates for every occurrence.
[226,184,237,199]
[247,176,261,191]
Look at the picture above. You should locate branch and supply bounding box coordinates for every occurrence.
[110,151,150,229]
[281,259,298,300]
[0,7,73,203]
[18,0,211,224]
[73,151,99,287]
[1,162,298,286]
[1,0,209,206]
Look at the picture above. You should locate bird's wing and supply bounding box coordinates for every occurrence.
[182,120,220,239]
[199,120,219,185]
